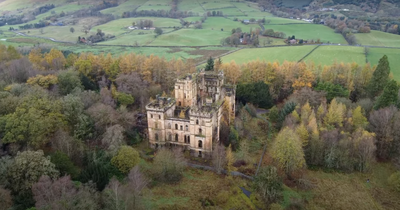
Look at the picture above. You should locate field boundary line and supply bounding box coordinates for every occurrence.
[195,47,242,66]
[297,44,321,63]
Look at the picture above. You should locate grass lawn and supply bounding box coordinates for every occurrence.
[178,1,205,14]
[0,0,65,12]
[203,17,260,33]
[100,0,148,15]
[221,45,316,64]
[368,48,400,81]
[92,18,181,36]
[100,32,156,46]
[304,45,366,66]
[305,163,400,210]
[263,17,308,24]
[149,28,228,46]
[20,25,89,43]
[355,30,400,48]
[202,2,233,10]
[137,0,171,11]
[265,24,347,44]
[259,36,287,45]
[211,8,245,16]
[231,1,261,12]
[141,168,258,209]
[34,3,91,21]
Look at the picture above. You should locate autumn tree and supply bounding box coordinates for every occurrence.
[6,150,59,194]
[57,69,83,95]
[254,166,282,203]
[351,106,368,130]
[349,128,376,172]
[0,186,12,210]
[367,55,390,97]
[226,144,236,175]
[102,124,125,155]
[271,127,305,176]
[32,175,99,210]
[323,98,346,128]
[152,148,186,183]
[111,146,140,174]
[2,93,64,148]
[27,74,59,89]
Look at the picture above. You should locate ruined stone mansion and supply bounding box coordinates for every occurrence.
[146,70,235,158]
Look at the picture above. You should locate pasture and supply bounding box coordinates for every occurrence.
[265,24,347,44]
[221,45,316,64]
[100,0,148,15]
[92,18,181,36]
[20,25,89,43]
[304,45,365,66]
[367,48,400,81]
[137,0,171,11]
[202,17,260,33]
[355,30,400,48]
[149,29,228,46]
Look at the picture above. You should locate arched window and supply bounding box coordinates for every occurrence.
[185,125,188,131]
[184,135,187,143]
[199,128,202,135]
[184,93,186,99]
[187,136,190,144]
[175,134,178,142]
[151,114,153,118]
[198,140,203,148]
[155,133,159,141]
[159,115,161,119]
[175,124,178,129]
[168,133,172,141]
[179,102,182,106]
[168,123,171,129]
[196,119,199,125]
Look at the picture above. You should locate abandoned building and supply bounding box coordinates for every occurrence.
[146,70,236,158]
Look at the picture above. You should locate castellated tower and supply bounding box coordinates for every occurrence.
[146,70,235,158]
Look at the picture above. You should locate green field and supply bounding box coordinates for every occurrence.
[137,0,171,11]
[202,17,260,33]
[210,8,245,16]
[92,18,181,36]
[221,45,316,64]
[20,25,89,43]
[0,0,66,12]
[100,0,148,15]
[368,48,400,81]
[355,30,400,48]
[149,29,227,46]
[304,45,365,66]
[265,24,347,44]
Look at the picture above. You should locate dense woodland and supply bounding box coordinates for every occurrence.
[0,43,400,209]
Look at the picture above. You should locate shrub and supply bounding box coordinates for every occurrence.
[151,149,186,183]
[388,172,400,192]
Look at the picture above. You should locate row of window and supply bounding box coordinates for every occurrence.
[154,133,202,148]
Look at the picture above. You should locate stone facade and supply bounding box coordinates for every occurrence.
[146,70,235,158]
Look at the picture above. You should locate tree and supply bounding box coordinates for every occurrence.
[58,70,83,95]
[367,55,390,97]
[102,124,126,155]
[154,27,163,36]
[152,148,186,183]
[226,144,235,175]
[6,150,59,194]
[111,146,140,174]
[315,82,349,102]
[3,94,64,148]
[350,128,376,172]
[50,151,80,179]
[323,98,346,128]
[205,56,214,71]
[351,106,368,130]
[212,143,226,174]
[27,74,59,89]
[388,172,400,192]
[254,166,282,203]
[70,27,75,33]
[116,92,135,106]
[32,175,99,210]
[271,127,305,176]
[0,186,12,210]
[374,80,399,110]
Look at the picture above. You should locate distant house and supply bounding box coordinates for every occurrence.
[290,39,297,45]
[243,20,250,24]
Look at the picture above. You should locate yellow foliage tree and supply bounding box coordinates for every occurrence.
[296,123,309,147]
[28,48,44,70]
[111,146,140,174]
[300,102,312,124]
[27,74,58,89]
[44,49,66,70]
[271,127,305,176]
[351,106,368,130]
[323,99,346,128]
